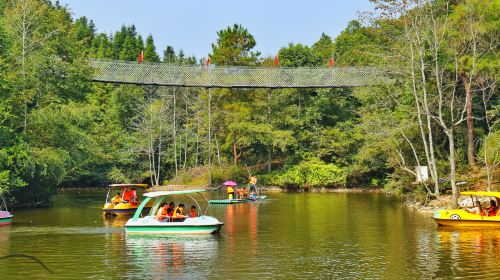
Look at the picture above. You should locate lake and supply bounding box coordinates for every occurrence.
[0,191,498,279]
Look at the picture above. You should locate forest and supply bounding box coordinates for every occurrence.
[0,0,498,207]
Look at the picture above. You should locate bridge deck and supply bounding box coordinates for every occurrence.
[90,59,391,88]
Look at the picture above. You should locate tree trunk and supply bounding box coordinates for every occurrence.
[426,114,439,196]
[207,88,212,186]
[173,89,178,175]
[447,129,458,208]
[267,90,272,172]
[232,141,242,166]
[462,73,475,168]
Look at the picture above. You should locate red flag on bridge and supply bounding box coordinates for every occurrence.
[275,54,279,66]
[329,57,335,67]
[138,50,144,63]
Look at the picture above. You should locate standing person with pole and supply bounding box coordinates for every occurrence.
[249,175,257,195]
[245,165,260,199]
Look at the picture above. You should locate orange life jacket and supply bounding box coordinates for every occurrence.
[123,191,132,201]
[189,209,197,218]
[157,207,167,220]
[488,206,498,216]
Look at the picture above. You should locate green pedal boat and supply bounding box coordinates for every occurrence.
[208,195,267,204]
[125,190,223,234]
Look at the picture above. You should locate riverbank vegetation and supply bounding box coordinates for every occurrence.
[0,0,498,206]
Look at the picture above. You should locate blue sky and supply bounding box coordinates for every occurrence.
[57,0,374,59]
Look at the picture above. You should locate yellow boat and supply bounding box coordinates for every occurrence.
[102,184,153,216]
[434,191,500,227]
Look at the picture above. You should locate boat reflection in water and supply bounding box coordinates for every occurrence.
[433,228,500,278]
[0,226,10,256]
[125,234,219,279]
[102,215,129,229]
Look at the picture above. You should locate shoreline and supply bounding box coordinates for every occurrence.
[56,185,436,217]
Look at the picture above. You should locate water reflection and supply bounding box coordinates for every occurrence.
[0,226,10,256]
[125,235,219,279]
[102,215,129,228]
[433,228,500,278]
[3,191,500,279]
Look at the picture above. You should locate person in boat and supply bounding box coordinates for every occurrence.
[189,205,197,218]
[129,188,138,206]
[122,188,132,203]
[467,200,484,215]
[249,175,257,193]
[487,200,498,216]
[131,188,137,202]
[167,202,175,213]
[156,202,169,221]
[166,207,174,220]
[241,186,248,198]
[227,185,235,199]
[111,192,122,204]
[236,188,242,199]
[173,204,188,221]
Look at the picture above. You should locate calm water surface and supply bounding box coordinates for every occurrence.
[0,191,498,279]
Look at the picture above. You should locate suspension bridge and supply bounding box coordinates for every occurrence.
[90,59,392,88]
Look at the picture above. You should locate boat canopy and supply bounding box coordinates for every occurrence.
[143,190,206,198]
[109,184,149,188]
[461,191,500,198]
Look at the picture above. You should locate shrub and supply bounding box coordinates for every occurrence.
[268,158,348,188]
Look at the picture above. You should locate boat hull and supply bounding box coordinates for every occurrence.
[103,201,152,216]
[434,209,500,227]
[125,224,223,234]
[0,216,13,226]
[209,196,267,204]
[209,199,248,204]
[434,218,500,227]
[103,207,151,216]
[125,216,223,234]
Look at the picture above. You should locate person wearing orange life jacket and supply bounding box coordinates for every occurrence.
[131,188,137,201]
[173,204,188,221]
[241,187,249,198]
[156,203,169,221]
[189,205,197,218]
[227,186,235,199]
[129,188,138,206]
[236,188,243,199]
[487,200,498,216]
[122,188,132,202]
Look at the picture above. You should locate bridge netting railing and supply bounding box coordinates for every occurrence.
[90,59,392,88]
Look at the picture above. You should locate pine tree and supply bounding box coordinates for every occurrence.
[163,45,176,63]
[144,35,160,62]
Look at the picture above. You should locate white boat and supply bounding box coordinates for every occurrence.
[125,189,223,234]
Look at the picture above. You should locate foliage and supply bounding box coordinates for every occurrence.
[0,0,497,206]
[211,24,260,66]
[268,158,348,189]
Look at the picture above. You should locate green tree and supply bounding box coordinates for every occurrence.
[143,35,160,62]
[163,45,176,63]
[74,16,95,50]
[211,24,260,66]
[312,33,334,65]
